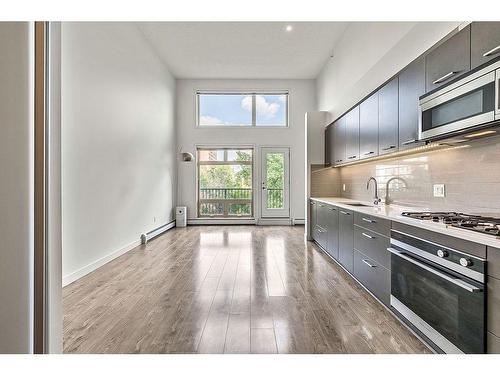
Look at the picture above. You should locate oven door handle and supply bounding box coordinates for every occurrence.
[387,247,483,293]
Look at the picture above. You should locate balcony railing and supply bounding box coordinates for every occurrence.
[198,188,284,216]
[266,188,284,209]
[199,188,253,217]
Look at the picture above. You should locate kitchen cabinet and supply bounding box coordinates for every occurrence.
[398,56,425,149]
[488,332,500,354]
[425,25,471,92]
[315,202,329,250]
[310,200,317,240]
[487,276,500,341]
[338,209,354,272]
[345,106,360,162]
[378,77,399,155]
[359,92,379,159]
[324,125,333,166]
[353,226,390,270]
[326,205,339,260]
[353,249,391,306]
[333,116,346,165]
[471,22,500,69]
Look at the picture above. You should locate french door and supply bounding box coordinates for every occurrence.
[260,147,290,218]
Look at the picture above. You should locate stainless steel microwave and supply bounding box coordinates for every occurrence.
[419,60,500,141]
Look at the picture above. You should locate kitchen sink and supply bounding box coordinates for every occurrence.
[345,203,372,207]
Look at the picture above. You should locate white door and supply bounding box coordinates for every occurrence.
[260,147,290,218]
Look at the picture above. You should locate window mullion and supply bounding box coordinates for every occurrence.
[252,94,256,126]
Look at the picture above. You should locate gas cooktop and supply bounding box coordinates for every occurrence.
[401,211,500,237]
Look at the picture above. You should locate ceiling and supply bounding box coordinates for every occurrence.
[138,22,349,79]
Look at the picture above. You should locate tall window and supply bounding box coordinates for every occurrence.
[197,148,253,217]
[197,91,288,127]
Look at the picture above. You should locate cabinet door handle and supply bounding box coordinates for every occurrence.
[362,151,374,156]
[362,217,375,223]
[432,71,457,85]
[381,145,396,151]
[362,259,377,268]
[483,45,500,57]
[347,155,357,160]
[402,139,417,146]
[335,159,343,163]
[340,211,350,215]
[319,204,325,207]
[362,232,375,239]
[328,207,337,211]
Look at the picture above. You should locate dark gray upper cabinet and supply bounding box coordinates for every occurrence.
[338,209,354,273]
[324,125,333,166]
[359,93,379,159]
[398,56,425,149]
[333,116,346,165]
[378,77,399,155]
[345,106,360,162]
[471,22,500,69]
[425,25,471,92]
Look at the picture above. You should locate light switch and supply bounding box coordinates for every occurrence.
[433,184,445,198]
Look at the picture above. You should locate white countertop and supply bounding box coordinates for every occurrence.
[310,197,500,248]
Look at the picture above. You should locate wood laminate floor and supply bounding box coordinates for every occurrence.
[63,225,431,354]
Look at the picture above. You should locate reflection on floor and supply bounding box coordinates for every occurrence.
[63,225,430,353]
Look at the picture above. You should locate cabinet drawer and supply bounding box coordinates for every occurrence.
[487,276,500,338]
[354,226,390,269]
[353,249,391,306]
[354,212,391,237]
[487,246,500,279]
[488,332,500,354]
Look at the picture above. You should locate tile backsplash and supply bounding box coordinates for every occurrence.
[320,135,500,214]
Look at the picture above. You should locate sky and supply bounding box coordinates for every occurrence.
[199,94,287,126]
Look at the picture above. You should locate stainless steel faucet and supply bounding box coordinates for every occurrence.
[366,177,381,205]
[384,177,407,205]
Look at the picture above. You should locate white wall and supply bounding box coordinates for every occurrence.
[0,22,33,353]
[316,22,462,123]
[61,23,177,284]
[176,79,316,222]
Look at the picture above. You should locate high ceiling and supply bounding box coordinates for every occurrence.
[138,22,349,79]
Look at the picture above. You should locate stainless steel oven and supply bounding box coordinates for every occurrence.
[419,59,500,141]
[388,230,486,353]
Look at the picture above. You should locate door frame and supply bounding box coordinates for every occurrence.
[260,146,290,219]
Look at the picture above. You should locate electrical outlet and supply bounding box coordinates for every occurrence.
[433,184,446,198]
[343,184,346,192]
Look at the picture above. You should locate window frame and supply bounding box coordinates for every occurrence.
[196,146,255,218]
[195,90,289,128]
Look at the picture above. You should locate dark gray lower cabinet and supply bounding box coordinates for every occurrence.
[338,209,354,272]
[310,200,317,240]
[353,249,391,306]
[316,203,329,250]
[326,206,339,260]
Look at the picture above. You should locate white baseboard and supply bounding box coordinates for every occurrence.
[292,218,305,225]
[188,218,257,225]
[62,221,176,287]
[62,239,141,287]
[257,218,292,225]
[142,220,176,243]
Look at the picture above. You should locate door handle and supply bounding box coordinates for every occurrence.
[382,145,396,151]
[362,151,374,156]
[483,45,500,57]
[432,71,457,85]
[402,139,417,146]
[362,259,377,268]
[362,232,375,239]
[339,211,350,215]
[362,217,375,223]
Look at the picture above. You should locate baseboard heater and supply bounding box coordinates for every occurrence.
[140,220,176,244]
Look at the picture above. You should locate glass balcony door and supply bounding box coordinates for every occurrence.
[260,147,290,218]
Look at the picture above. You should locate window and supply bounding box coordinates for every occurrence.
[197,148,253,217]
[197,91,288,127]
